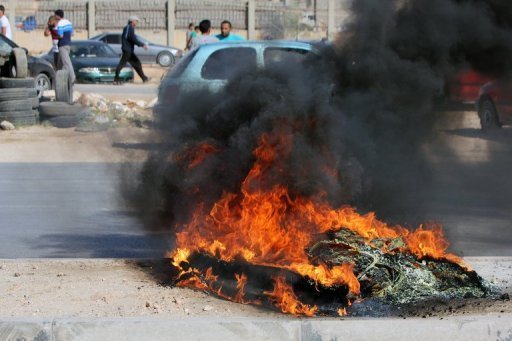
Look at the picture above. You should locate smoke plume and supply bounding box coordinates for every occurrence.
[122,0,512,235]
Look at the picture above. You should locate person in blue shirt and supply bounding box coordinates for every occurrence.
[54,9,75,84]
[216,20,245,41]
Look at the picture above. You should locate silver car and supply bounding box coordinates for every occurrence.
[158,41,327,107]
[91,32,183,67]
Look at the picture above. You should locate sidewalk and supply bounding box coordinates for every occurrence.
[0,258,511,340]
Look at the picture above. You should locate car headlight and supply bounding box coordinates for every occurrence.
[121,67,132,73]
[79,67,100,73]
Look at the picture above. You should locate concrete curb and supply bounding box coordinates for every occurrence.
[1,315,511,341]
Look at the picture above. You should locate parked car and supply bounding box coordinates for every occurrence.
[158,41,325,108]
[0,34,55,97]
[42,40,134,83]
[478,79,512,130]
[91,32,183,67]
[447,69,493,104]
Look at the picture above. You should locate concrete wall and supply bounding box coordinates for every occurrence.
[16,28,327,55]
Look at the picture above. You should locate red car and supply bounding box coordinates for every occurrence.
[448,69,493,104]
[478,80,512,130]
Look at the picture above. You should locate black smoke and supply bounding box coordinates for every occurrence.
[122,0,512,234]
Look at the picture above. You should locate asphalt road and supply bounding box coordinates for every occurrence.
[0,111,510,258]
[0,163,169,258]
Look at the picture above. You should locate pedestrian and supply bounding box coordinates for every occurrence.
[216,20,244,41]
[0,5,12,40]
[190,19,219,50]
[43,15,59,67]
[113,15,149,85]
[185,22,196,51]
[54,9,76,84]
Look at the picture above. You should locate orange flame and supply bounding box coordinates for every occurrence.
[171,130,461,315]
[264,276,318,317]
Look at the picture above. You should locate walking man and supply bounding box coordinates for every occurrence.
[185,22,196,51]
[114,15,149,84]
[190,20,219,50]
[54,9,75,84]
[0,5,12,40]
[216,20,244,41]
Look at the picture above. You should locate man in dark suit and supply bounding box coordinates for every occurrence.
[114,15,149,84]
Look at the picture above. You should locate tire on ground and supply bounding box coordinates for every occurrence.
[0,99,33,111]
[38,101,86,118]
[46,115,80,128]
[0,88,37,101]
[0,77,36,89]
[0,109,37,126]
[55,70,73,104]
[9,48,29,79]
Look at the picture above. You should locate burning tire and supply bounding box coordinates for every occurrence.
[478,98,501,131]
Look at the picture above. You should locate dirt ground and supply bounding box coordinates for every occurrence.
[0,258,509,319]
[0,126,152,163]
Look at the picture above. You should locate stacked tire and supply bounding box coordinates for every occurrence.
[0,48,38,126]
[40,69,88,128]
[39,102,90,128]
[0,78,39,126]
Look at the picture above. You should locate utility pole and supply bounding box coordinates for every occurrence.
[327,0,335,41]
[248,0,255,40]
[167,0,176,46]
[8,0,15,41]
[87,0,96,39]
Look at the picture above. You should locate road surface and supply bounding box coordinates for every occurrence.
[0,111,510,258]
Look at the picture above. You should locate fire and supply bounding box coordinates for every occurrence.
[264,276,318,317]
[171,130,461,316]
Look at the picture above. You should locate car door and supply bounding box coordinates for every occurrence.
[103,34,122,56]
[192,46,258,94]
[133,35,152,63]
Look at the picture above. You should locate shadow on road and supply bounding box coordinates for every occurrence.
[442,127,512,143]
[34,233,172,258]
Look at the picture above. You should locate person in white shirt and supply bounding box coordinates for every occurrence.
[0,5,12,40]
[190,19,219,50]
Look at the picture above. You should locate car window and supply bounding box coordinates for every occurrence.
[70,43,117,58]
[0,36,13,53]
[105,34,121,44]
[201,47,257,80]
[264,48,310,67]
[167,49,198,79]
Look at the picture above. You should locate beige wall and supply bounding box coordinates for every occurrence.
[16,28,327,55]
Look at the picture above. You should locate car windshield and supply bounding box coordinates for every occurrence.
[0,35,14,54]
[70,43,117,58]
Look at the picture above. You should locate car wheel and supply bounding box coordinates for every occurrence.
[478,98,501,131]
[34,73,52,98]
[157,51,174,67]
